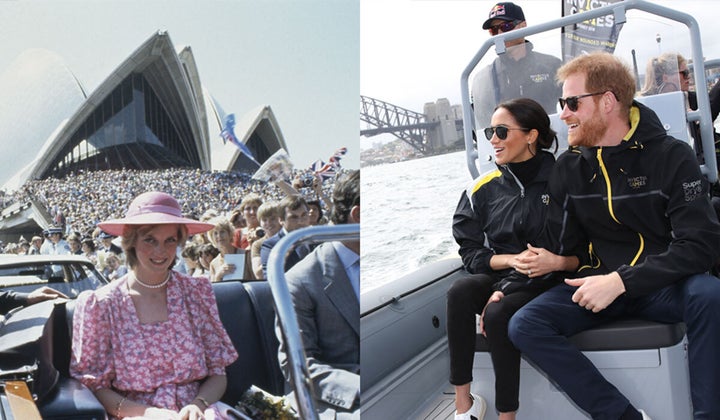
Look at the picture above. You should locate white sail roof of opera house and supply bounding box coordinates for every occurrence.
[0,31,287,191]
[0,49,87,190]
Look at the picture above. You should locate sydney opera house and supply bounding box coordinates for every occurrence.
[0,30,287,237]
[0,30,286,191]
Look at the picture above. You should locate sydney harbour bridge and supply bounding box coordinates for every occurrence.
[360,95,464,155]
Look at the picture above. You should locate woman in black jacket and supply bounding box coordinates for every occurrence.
[448,98,579,420]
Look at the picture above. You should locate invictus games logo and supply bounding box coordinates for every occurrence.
[627,176,647,189]
[683,179,703,202]
[541,194,550,205]
[530,73,551,83]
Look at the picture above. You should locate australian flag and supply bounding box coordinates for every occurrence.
[220,114,257,163]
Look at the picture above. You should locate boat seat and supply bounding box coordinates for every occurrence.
[30,300,105,419]
[39,374,107,419]
[475,318,686,352]
[635,91,692,145]
[213,280,286,404]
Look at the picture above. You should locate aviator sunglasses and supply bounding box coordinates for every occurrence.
[488,20,521,35]
[558,92,606,112]
[484,126,529,141]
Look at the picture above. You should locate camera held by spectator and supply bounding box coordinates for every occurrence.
[292,173,317,190]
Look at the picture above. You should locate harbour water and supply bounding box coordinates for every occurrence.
[360,150,472,292]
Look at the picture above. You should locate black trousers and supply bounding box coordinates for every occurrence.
[446,272,546,413]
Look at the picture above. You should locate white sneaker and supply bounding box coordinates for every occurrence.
[454,393,487,420]
[639,409,652,420]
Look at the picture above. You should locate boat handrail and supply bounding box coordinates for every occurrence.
[266,224,360,420]
[460,0,716,183]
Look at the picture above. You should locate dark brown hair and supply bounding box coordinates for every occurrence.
[495,98,557,152]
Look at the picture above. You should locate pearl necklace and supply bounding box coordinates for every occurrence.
[132,272,171,289]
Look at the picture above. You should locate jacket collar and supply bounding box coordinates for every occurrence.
[497,150,554,184]
[572,100,668,162]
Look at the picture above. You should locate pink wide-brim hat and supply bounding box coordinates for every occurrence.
[98,191,214,236]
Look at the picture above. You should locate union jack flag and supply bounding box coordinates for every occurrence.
[310,159,336,181]
[309,147,347,181]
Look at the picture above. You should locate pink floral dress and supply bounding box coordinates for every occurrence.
[70,271,238,417]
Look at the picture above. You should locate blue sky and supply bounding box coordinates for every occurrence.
[0,0,359,170]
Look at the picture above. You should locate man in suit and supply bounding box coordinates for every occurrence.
[276,170,360,419]
[260,195,311,278]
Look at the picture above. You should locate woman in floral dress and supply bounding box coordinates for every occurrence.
[70,191,238,419]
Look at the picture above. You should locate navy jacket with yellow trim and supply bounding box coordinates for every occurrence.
[546,101,720,297]
[453,151,555,278]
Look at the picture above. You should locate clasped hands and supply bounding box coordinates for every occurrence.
[510,244,557,278]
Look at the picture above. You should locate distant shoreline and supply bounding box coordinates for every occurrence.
[361,140,463,168]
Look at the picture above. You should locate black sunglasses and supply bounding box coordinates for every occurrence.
[679,69,690,78]
[558,92,606,112]
[484,126,529,141]
[488,20,521,35]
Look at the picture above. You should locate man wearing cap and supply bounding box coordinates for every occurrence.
[97,230,123,256]
[472,2,562,128]
[40,227,71,256]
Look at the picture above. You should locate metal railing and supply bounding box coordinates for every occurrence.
[266,224,360,420]
[460,0,717,183]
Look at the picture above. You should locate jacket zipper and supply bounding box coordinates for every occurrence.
[505,166,525,198]
[596,148,644,265]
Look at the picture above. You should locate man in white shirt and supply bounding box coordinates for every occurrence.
[40,227,71,255]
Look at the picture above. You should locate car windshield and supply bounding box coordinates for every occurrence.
[0,259,107,298]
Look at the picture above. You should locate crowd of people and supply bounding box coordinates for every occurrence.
[0,167,338,261]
